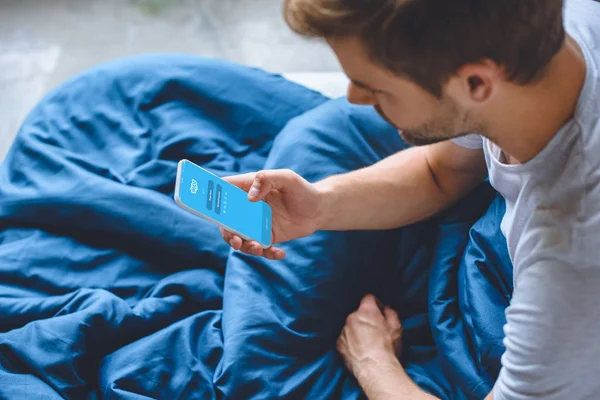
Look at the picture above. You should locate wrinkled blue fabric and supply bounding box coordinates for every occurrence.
[0,55,512,399]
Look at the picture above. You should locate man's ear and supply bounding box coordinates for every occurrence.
[450,60,503,104]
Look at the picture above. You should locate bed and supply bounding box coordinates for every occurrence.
[0,55,512,399]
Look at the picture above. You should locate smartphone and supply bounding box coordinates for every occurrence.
[174,159,272,248]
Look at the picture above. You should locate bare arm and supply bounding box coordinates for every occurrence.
[355,358,439,400]
[338,294,495,400]
[356,360,493,400]
[221,140,486,259]
[315,141,487,231]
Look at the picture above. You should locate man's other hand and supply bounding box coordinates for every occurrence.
[336,294,403,378]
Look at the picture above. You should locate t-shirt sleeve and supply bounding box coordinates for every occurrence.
[450,134,484,150]
[493,222,600,399]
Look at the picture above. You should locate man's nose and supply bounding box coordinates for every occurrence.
[347,83,377,106]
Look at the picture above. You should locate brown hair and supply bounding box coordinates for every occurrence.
[284,0,566,97]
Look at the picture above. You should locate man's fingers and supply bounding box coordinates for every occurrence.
[375,297,385,312]
[220,228,284,260]
[358,294,382,314]
[240,240,265,256]
[219,228,243,252]
[223,172,257,192]
[238,242,284,259]
[264,246,286,260]
[384,306,402,331]
[221,228,240,249]
[220,227,232,240]
[230,236,244,251]
[385,306,403,357]
[359,294,378,307]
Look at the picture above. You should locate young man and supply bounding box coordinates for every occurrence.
[221,0,600,398]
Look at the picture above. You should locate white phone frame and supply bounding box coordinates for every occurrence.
[173,159,272,249]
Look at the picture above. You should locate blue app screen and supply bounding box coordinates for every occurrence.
[177,160,272,246]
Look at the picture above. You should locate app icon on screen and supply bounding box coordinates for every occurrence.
[190,179,199,194]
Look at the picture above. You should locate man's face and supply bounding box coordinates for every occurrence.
[328,36,483,146]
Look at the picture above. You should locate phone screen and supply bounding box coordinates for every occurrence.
[175,160,272,247]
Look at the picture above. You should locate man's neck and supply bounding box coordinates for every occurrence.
[486,35,587,164]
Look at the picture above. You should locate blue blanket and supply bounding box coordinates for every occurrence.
[0,55,512,399]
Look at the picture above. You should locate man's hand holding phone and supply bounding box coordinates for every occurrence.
[221,169,324,260]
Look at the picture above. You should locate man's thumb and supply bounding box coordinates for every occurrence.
[223,172,256,193]
[247,169,298,201]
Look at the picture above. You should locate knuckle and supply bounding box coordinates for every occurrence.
[346,313,357,325]
[283,168,297,180]
[359,302,375,313]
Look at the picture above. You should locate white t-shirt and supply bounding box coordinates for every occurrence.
[452,0,600,398]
